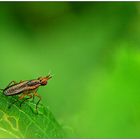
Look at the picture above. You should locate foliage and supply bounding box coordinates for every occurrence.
[0,93,64,138]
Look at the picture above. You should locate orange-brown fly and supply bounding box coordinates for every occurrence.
[0,75,52,112]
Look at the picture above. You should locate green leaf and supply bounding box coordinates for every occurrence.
[0,93,65,138]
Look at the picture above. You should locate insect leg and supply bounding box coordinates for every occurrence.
[6,81,17,88]
[20,94,32,107]
[8,98,18,109]
[32,94,35,102]
[8,93,27,109]
[34,92,41,113]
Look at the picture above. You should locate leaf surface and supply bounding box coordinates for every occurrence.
[0,93,64,138]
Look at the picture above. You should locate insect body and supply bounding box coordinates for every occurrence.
[1,75,52,112]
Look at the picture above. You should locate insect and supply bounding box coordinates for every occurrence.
[0,75,52,112]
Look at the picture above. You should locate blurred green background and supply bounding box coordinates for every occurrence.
[0,2,140,138]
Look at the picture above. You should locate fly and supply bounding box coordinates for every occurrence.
[0,74,52,113]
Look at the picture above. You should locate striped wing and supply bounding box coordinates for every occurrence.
[3,81,29,96]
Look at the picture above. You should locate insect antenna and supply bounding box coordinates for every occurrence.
[48,70,55,77]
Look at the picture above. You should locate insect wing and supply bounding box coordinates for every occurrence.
[3,81,28,96]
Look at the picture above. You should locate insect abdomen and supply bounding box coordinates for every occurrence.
[3,81,28,96]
